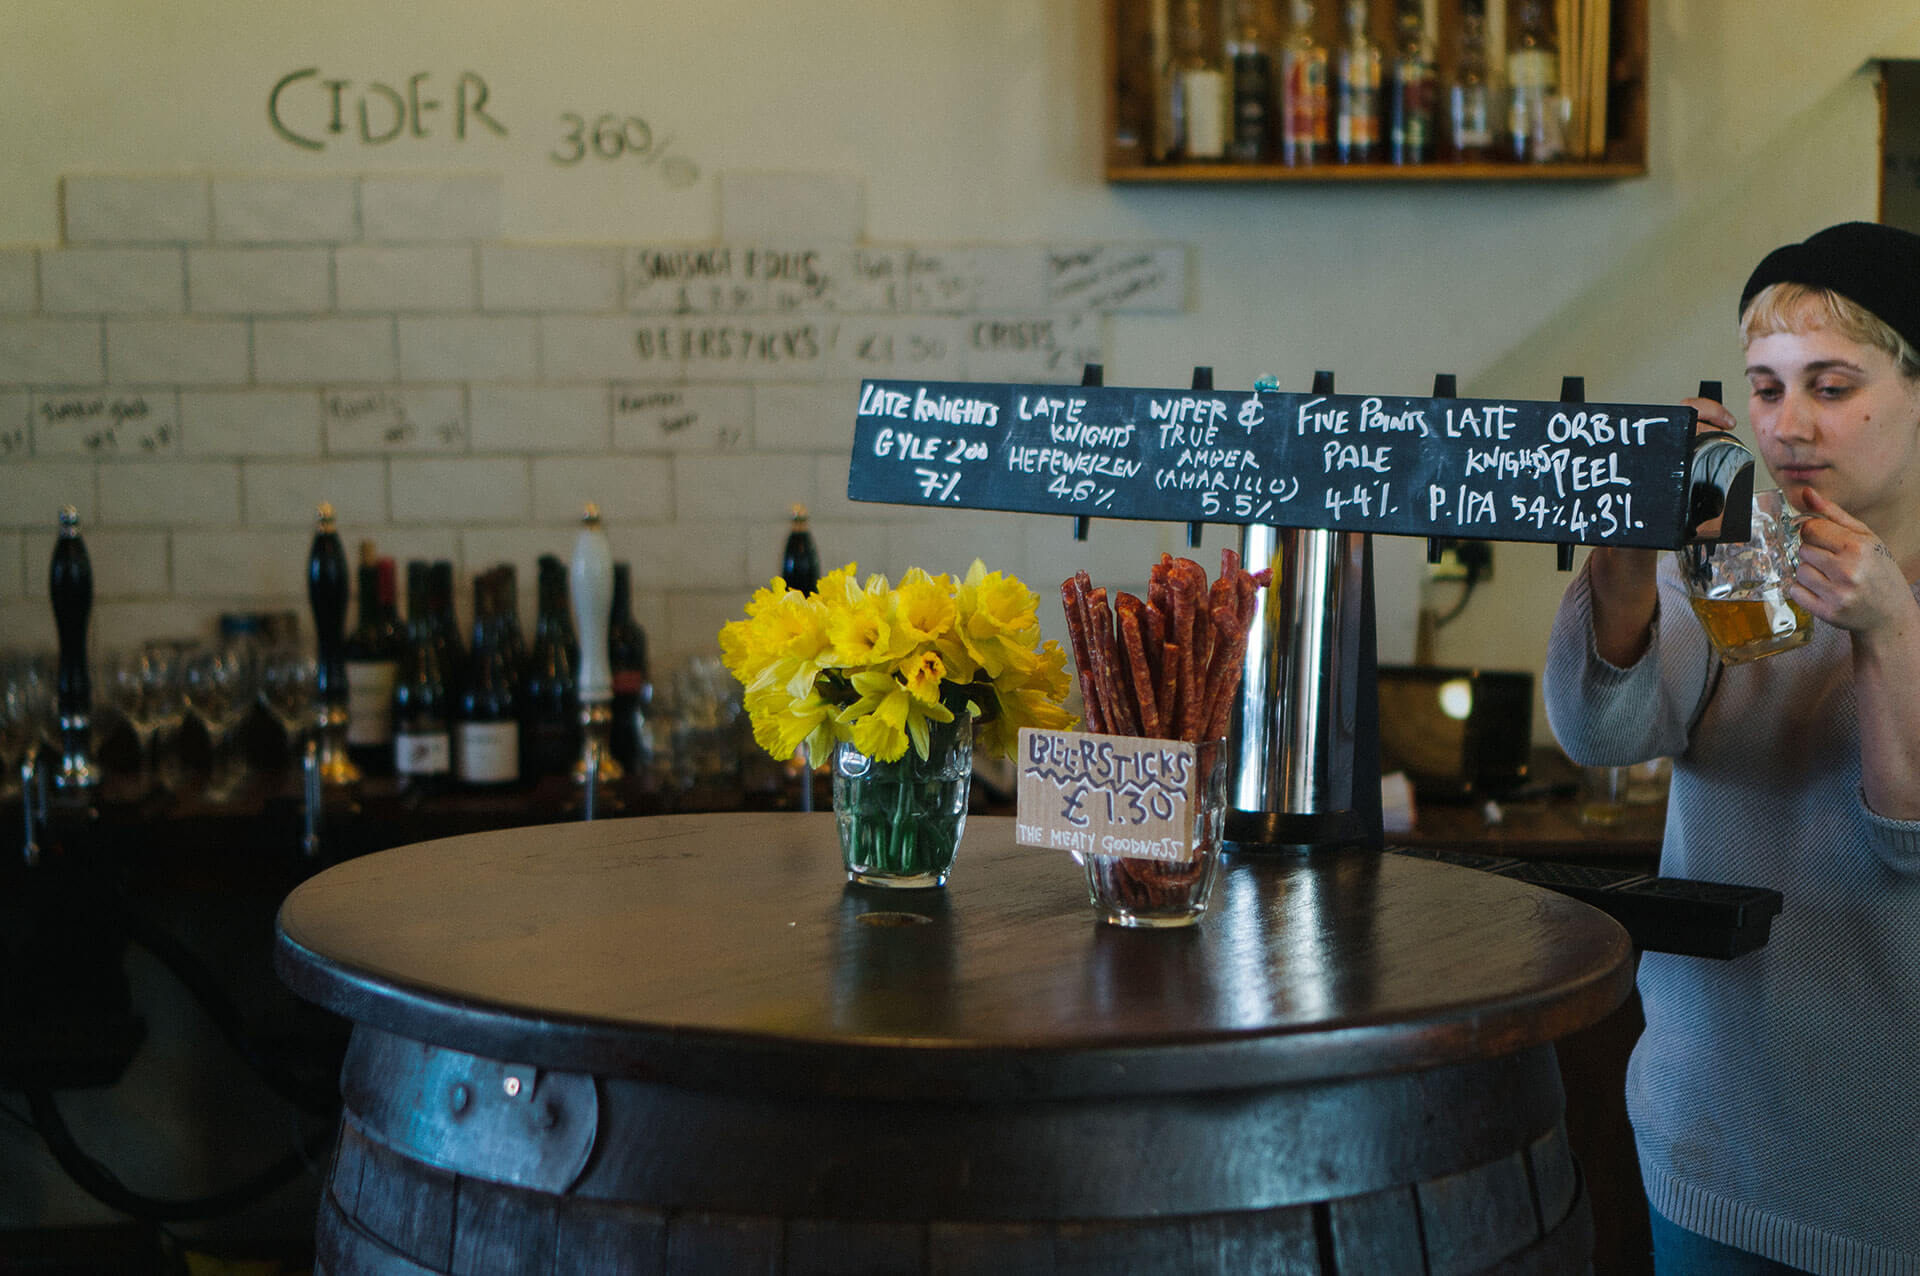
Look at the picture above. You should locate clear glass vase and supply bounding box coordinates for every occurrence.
[833,720,972,888]
[1082,741,1228,927]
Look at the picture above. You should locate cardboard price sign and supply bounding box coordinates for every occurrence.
[1014,728,1204,864]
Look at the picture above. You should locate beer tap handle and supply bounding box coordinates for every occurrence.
[307,504,360,787]
[307,503,349,706]
[1687,379,1754,544]
[1073,364,1103,542]
[570,504,621,813]
[49,505,98,794]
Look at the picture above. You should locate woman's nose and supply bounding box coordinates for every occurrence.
[1767,390,1819,443]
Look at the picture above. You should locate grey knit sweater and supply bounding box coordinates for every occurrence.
[1545,556,1920,1274]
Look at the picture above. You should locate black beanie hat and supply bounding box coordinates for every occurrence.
[1739,221,1920,355]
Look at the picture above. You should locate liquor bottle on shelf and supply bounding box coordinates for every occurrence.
[391,561,452,792]
[1506,0,1563,162]
[456,573,520,788]
[1225,0,1275,163]
[782,505,821,594]
[608,562,653,773]
[343,543,400,778]
[1387,0,1435,164]
[1278,0,1328,166]
[521,555,581,779]
[1334,0,1381,163]
[1448,0,1495,161]
[1166,0,1228,161]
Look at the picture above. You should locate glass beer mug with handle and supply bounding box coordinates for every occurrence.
[1678,488,1814,665]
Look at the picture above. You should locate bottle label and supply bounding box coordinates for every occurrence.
[458,721,520,784]
[1230,51,1273,159]
[345,660,398,746]
[1283,55,1329,149]
[1179,68,1227,158]
[395,730,451,776]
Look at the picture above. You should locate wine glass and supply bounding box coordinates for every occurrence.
[106,642,183,797]
[184,643,258,801]
[259,645,320,762]
[0,652,40,803]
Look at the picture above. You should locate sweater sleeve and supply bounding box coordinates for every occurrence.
[1543,555,1714,767]
[1863,791,1920,870]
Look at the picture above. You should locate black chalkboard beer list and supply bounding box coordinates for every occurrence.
[848,379,1702,549]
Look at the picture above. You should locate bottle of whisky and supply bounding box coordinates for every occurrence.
[456,573,520,788]
[1506,0,1563,161]
[1279,0,1329,166]
[1387,0,1434,164]
[344,541,399,777]
[1225,0,1276,162]
[1334,0,1381,163]
[392,561,452,790]
[1448,0,1494,161]
[1167,0,1228,160]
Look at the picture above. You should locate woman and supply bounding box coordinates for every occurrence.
[1545,221,1920,1274]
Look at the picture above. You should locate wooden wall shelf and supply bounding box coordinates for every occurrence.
[1105,0,1649,185]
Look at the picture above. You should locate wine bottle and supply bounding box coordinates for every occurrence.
[1167,0,1228,161]
[344,541,398,777]
[521,555,580,778]
[1334,0,1381,163]
[494,563,527,674]
[49,505,99,795]
[1448,0,1494,161]
[1279,0,1329,166]
[456,573,520,787]
[428,559,466,694]
[608,561,653,772]
[1506,0,1563,162]
[392,561,452,790]
[1225,0,1275,163]
[782,505,821,594]
[1387,0,1434,164]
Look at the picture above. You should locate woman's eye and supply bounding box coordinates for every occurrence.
[1813,382,1854,399]
[1751,385,1782,402]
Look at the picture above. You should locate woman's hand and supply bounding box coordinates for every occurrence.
[1792,489,1920,640]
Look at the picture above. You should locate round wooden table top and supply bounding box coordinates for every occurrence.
[275,813,1633,1100]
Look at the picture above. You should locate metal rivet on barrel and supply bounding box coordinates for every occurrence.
[449,1082,471,1114]
[503,1075,522,1098]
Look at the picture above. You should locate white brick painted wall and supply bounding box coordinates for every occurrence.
[62,176,210,244]
[41,248,185,315]
[337,245,475,313]
[0,251,38,314]
[188,247,330,314]
[0,169,1189,674]
[212,176,359,245]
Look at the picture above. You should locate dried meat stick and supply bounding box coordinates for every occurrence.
[1117,604,1163,739]
[1158,640,1180,730]
[1060,578,1107,735]
[1169,573,1198,743]
[1088,588,1140,736]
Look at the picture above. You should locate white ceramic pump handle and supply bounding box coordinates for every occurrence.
[570,505,615,706]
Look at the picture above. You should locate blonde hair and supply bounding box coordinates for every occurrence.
[1740,281,1920,380]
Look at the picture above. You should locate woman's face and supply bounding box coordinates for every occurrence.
[1745,322,1920,535]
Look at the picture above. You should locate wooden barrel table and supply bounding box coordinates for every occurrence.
[274,813,1633,1275]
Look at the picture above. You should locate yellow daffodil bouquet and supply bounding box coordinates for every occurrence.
[719,559,1076,767]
